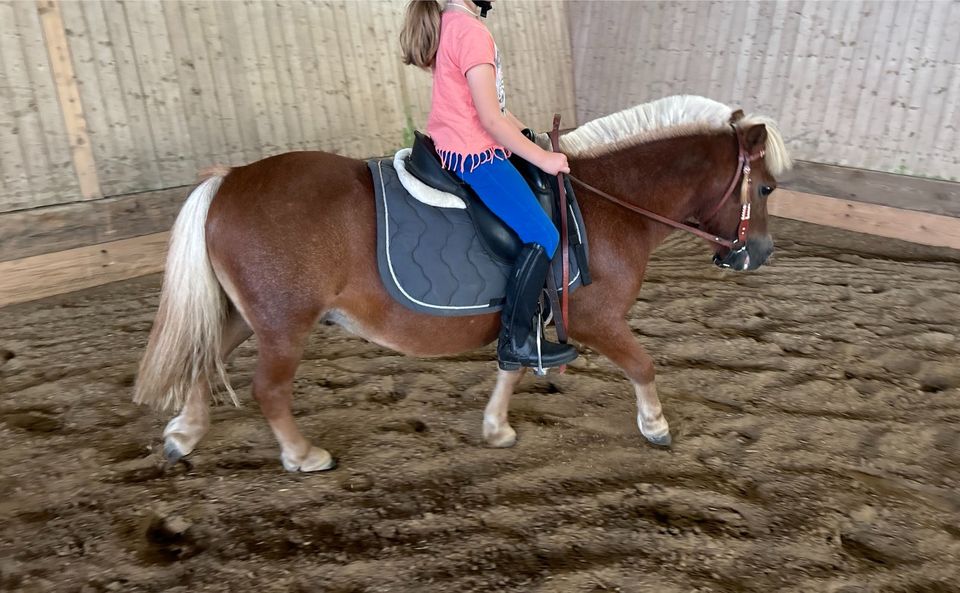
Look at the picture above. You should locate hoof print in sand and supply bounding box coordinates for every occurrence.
[140,512,210,563]
[3,410,63,433]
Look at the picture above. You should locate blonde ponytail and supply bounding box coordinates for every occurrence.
[400,0,445,69]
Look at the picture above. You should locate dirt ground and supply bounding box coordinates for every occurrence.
[2,218,959,593]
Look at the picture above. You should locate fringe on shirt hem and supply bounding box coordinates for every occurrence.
[437,146,511,173]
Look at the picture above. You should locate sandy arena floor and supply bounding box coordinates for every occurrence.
[2,219,959,592]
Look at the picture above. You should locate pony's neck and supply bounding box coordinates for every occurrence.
[569,133,734,249]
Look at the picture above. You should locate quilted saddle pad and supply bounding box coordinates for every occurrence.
[368,157,587,317]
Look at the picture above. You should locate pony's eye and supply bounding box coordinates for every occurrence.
[759,185,774,197]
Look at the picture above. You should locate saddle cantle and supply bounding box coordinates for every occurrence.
[367,132,591,317]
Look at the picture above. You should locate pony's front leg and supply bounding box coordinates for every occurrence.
[483,368,527,447]
[633,381,670,446]
[575,323,671,447]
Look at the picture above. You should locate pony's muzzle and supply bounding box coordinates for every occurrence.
[713,235,774,271]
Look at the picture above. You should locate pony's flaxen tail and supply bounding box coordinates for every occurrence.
[133,175,237,411]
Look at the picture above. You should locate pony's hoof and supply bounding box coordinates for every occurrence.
[163,440,186,464]
[162,416,207,461]
[644,431,672,448]
[282,447,337,472]
[484,424,517,448]
[639,414,671,448]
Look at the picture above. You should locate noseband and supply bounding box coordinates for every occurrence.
[568,124,765,251]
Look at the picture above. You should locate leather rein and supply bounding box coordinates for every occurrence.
[567,124,766,252]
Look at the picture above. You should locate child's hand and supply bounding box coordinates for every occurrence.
[539,151,570,176]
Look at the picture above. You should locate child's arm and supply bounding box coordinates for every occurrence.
[504,109,526,131]
[465,64,568,175]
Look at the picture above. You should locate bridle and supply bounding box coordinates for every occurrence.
[546,120,765,373]
[567,124,766,254]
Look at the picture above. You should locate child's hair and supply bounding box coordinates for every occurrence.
[400,0,446,69]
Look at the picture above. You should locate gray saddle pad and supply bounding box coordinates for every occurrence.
[369,157,587,317]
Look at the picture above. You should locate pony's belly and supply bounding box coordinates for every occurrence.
[324,308,499,358]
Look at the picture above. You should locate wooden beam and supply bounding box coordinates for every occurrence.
[0,232,168,307]
[2,190,959,308]
[0,185,188,262]
[781,161,960,218]
[36,0,101,200]
[770,190,960,251]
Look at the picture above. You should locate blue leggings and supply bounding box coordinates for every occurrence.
[453,154,559,258]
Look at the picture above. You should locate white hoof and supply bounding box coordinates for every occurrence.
[638,415,672,448]
[484,422,518,448]
[162,415,208,462]
[281,446,337,472]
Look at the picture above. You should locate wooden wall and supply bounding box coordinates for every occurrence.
[0,0,575,217]
[4,0,960,305]
[0,1,82,212]
[568,0,960,182]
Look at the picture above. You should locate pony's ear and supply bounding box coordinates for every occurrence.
[729,109,745,123]
[744,123,767,153]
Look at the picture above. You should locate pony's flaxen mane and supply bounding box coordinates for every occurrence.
[560,95,792,175]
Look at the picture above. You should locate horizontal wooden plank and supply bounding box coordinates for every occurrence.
[0,231,169,307]
[0,185,188,261]
[769,190,960,251]
[3,188,959,308]
[6,159,958,263]
[781,161,960,219]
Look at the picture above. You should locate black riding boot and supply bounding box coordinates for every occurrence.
[497,243,578,371]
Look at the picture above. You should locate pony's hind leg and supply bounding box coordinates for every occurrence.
[253,333,335,472]
[162,308,252,462]
[162,379,210,463]
[483,368,527,447]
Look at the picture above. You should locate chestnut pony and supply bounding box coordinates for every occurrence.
[134,96,791,472]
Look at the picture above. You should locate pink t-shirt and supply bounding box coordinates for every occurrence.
[426,9,508,171]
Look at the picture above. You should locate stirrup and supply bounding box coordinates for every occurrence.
[533,306,547,377]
